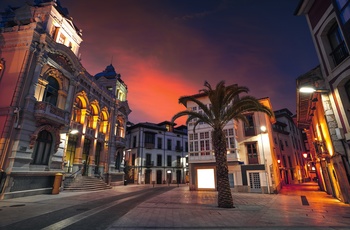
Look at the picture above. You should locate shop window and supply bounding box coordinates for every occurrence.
[32,130,52,165]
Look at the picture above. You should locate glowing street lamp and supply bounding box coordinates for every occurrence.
[299,86,329,93]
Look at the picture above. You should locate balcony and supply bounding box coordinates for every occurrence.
[175,146,183,152]
[144,161,154,168]
[115,136,126,146]
[34,102,70,126]
[145,143,155,149]
[97,132,105,141]
[85,127,95,138]
[189,150,239,163]
[330,41,349,66]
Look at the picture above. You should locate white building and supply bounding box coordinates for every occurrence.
[186,93,279,194]
[125,121,188,185]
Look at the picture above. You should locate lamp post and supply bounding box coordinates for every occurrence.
[302,152,309,182]
[260,125,270,194]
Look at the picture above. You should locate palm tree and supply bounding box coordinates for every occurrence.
[171,81,273,208]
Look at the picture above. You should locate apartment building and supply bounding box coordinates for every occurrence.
[125,121,188,185]
[272,109,306,188]
[185,92,279,194]
[295,0,350,203]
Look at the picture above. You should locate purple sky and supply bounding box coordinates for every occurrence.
[0,0,319,125]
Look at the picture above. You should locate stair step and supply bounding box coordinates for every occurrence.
[64,176,112,191]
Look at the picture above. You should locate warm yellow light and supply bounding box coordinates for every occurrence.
[303,153,308,158]
[260,126,267,133]
[197,168,215,189]
[70,129,79,134]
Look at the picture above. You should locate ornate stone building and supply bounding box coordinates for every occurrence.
[0,0,130,199]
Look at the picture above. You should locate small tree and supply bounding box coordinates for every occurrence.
[172,81,273,208]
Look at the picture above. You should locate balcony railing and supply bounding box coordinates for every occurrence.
[175,146,183,152]
[330,41,349,66]
[115,136,126,146]
[34,102,70,125]
[145,143,155,149]
[144,161,154,168]
[189,150,239,163]
[97,132,105,141]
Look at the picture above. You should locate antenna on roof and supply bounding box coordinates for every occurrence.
[110,55,113,65]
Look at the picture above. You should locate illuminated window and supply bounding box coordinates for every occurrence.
[32,130,52,165]
[58,33,66,44]
[99,110,108,134]
[197,168,215,189]
[50,26,59,39]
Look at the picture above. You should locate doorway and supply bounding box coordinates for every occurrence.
[157,170,162,184]
[145,169,151,184]
[249,172,261,192]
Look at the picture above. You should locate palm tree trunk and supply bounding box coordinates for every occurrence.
[212,128,234,208]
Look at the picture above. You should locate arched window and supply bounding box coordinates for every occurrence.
[32,130,52,165]
[44,76,59,106]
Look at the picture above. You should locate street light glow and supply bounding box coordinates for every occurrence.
[299,87,316,93]
[70,129,79,134]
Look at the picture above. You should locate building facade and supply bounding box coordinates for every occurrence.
[185,93,279,194]
[295,0,350,203]
[272,109,306,187]
[0,1,130,199]
[125,121,188,185]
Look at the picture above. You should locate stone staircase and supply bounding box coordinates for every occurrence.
[64,176,112,191]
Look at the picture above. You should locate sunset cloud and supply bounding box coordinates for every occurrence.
[0,0,319,126]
